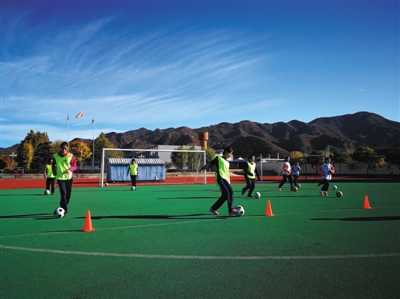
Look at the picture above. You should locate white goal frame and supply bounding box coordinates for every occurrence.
[100,148,207,187]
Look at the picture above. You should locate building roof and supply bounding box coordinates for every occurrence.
[107,158,165,165]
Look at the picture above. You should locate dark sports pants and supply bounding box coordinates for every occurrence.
[212,177,235,213]
[57,179,73,213]
[242,177,255,197]
[46,178,55,194]
[130,175,137,187]
[321,179,330,192]
[278,174,293,188]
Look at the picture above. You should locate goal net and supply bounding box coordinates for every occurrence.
[99,148,207,187]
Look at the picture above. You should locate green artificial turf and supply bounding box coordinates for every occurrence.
[1,182,399,298]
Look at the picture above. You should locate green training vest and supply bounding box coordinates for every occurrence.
[215,156,230,185]
[246,161,256,179]
[129,163,138,175]
[53,153,73,180]
[45,164,55,178]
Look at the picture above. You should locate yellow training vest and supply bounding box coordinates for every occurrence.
[215,156,230,185]
[246,161,256,179]
[129,163,138,176]
[45,164,55,178]
[53,153,73,180]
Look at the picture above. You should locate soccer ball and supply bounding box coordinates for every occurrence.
[332,185,338,190]
[291,186,298,192]
[44,189,50,195]
[253,192,261,199]
[236,205,245,216]
[131,186,136,191]
[296,183,301,188]
[105,182,109,186]
[336,191,343,198]
[54,207,65,218]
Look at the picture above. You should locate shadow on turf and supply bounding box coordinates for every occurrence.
[311,216,400,221]
[0,213,55,220]
[76,214,229,220]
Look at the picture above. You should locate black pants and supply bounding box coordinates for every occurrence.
[293,175,299,187]
[321,179,329,191]
[278,174,293,188]
[130,175,137,187]
[242,177,255,197]
[212,177,235,213]
[46,178,55,194]
[57,179,73,213]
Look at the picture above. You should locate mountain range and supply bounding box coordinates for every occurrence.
[98,111,400,157]
[3,111,400,157]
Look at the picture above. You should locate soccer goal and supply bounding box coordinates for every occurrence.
[99,148,207,187]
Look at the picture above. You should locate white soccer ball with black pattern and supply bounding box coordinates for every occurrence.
[44,189,50,195]
[332,185,338,190]
[131,186,136,191]
[54,207,65,218]
[236,205,245,216]
[253,192,261,199]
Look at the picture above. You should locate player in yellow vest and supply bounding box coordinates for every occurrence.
[126,159,139,189]
[201,147,239,216]
[52,142,77,216]
[241,155,261,197]
[44,157,56,194]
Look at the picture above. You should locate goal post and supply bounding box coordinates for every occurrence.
[100,148,207,187]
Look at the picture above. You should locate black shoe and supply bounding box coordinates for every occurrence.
[241,189,245,196]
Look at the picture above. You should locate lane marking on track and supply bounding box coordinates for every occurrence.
[0,244,399,260]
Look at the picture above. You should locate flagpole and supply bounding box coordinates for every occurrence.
[75,110,84,168]
[92,115,95,173]
[67,113,70,146]
[80,116,83,167]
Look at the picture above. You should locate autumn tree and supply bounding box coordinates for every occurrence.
[0,154,12,170]
[91,132,121,163]
[16,130,51,170]
[69,141,92,166]
[290,151,304,164]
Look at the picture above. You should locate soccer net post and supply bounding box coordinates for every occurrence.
[100,148,207,187]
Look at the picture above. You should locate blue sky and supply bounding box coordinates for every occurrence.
[1,0,399,147]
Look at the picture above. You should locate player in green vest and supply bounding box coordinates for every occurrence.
[201,146,239,216]
[52,142,77,216]
[241,155,261,197]
[44,157,56,194]
[126,158,139,190]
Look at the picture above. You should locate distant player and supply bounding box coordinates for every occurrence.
[241,155,261,197]
[44,157,56,195]
[278,156,293,191]
[126,159,139,190]
[201,146,239,216]
[318,157,335,197]
[291,161,301,188]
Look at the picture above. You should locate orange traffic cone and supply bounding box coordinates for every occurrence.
[266,200,274,216]
[363,195,371,209]
[82,210,95,232]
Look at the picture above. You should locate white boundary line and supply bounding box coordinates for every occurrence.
[0,244,399,260]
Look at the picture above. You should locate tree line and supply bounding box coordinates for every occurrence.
[0,130,121,172]
[289,147,400,175]
[1,130,399,175]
